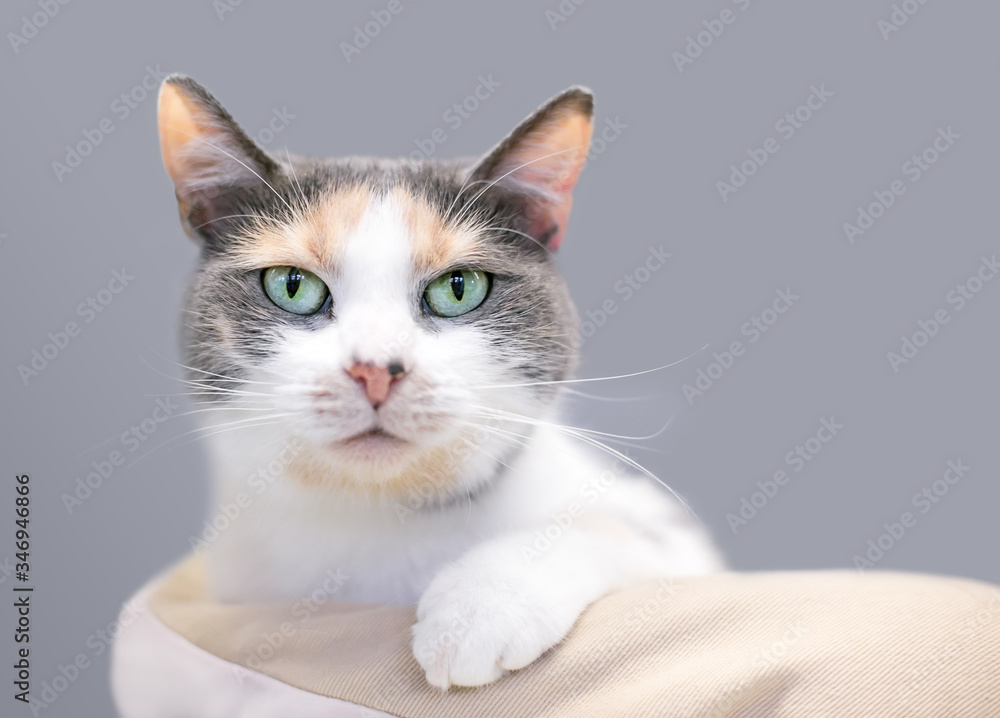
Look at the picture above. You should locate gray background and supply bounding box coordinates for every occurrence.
[2,0,998,715]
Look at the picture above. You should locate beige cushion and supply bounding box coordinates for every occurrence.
[142,555,1000,717]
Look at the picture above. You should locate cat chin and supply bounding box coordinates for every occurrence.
[274,426,482,500]
[330,427,412,464]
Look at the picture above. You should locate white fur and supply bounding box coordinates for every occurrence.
[199,197,723,689]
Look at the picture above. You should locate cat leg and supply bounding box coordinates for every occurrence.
[412,480,721,689]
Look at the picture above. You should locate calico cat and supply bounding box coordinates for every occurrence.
[156,75,723,689]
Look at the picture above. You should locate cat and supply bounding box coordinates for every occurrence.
[156,74,723,690]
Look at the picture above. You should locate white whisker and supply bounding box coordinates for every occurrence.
[126,413,294,469]
[450,146,583,228]
[471,344,709,390]
[479,226,548,252]
[163,124,293,213]
[283,146,309,207]
[471,406,672,444]
[465,409,693,517]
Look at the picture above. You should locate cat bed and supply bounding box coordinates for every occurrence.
[111,554,1000,717]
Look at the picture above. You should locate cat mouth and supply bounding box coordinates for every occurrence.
[339,427,404,447]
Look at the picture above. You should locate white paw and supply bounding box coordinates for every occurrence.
[411,566,574,690]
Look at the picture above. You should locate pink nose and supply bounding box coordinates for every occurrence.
[346,362,406,408]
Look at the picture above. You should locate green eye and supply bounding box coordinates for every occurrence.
[262,266,329,315]
[423,269,489,317]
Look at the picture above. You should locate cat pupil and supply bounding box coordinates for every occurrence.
[286,267,302,298]
[449,271,465,301]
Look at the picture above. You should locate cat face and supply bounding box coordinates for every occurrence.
[158,76,593,499]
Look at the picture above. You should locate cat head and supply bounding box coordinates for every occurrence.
[158,75,593,499]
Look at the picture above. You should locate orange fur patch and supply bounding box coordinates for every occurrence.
[158,83,205,191]
[228,185,482,277]
[390,188,483,276]
[229,185,373,272]
[284,432,474,499]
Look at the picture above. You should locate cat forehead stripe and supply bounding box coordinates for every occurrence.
[227,184,371,271]
[227,185,484,275]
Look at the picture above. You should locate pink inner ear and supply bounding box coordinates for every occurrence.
[528,194,573,251]
[539,171,583,250]
[494,115,592,251]
[520,159,584,251]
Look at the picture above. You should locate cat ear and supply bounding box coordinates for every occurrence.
[157,74,280,239]
[468,87,593,250]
